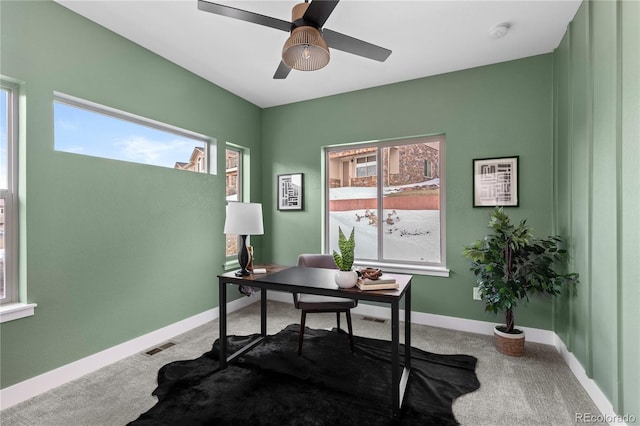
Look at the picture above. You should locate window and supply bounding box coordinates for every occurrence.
[356,155,377,177]
[54,93,212,173]
[325,135,446,274]
[424,159,433,178]
[225,146,243,257]
[1,80,18,304]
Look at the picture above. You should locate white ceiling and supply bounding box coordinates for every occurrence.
[54,0,581,108]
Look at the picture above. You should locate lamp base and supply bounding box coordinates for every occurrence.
[235,269,251,277]
[236,235,251,277]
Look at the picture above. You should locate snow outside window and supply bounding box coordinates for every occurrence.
[326,135,446,272]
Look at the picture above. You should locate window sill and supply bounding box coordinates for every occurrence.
[0,302,38,323]
[354,261,450,277]
[224,259,240,271]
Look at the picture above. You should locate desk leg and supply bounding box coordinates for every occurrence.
[261,288,267,336]
[219,279,227,369]
[404,283,412,370]
[391,299,400,418]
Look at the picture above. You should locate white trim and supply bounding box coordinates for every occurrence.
[1,79,20,305]
[354,302,556,345]
[52,92,216,175]
[1,293,627,424]
[53,92,209,143]
[267,291,620,421]
[410,310,557,344]
[0,303,37,323]
[353,261,450,277]
[553,335,630,426]
[324,134,447,272]
[0,293,258,410]
[223,259,240,271]
[265,291,555,344]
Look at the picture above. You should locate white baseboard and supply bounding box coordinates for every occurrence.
[268,290,557,345]
[553,335,630,426]
[0,293,258,410]
[267,291,621,422]
[409,309,557,345]
[1,292,625,425]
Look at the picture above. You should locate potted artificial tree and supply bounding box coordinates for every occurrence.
[463,207,578,356]
[332,227,357,288]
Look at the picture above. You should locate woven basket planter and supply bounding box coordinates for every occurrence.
[494,326,525,357]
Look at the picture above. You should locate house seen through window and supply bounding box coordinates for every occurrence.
[326,135,445,271]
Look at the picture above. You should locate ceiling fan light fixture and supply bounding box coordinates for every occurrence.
[282,26,330,71]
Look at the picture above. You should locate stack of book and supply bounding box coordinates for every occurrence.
[356,274,398,291]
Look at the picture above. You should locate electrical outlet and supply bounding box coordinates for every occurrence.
[473,287,482,300]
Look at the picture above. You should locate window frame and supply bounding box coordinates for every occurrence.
[424,159,433,178]
[324,135,448,277]
[355,154,377,177]
[1,80,19,305]
[53,92,214,174]
[224,144,244,263]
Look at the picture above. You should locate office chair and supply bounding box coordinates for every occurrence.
[294,254,357,355]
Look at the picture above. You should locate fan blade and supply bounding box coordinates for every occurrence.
[303,0,339,28]
[198,0,292,32]
[323,29,391,62]
[273,61,292,79]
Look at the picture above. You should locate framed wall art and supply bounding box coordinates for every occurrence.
[473,156,519,207]
[277,173,304,211]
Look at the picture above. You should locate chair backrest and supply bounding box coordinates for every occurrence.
[293,254,338,308]
[297,254,337,269]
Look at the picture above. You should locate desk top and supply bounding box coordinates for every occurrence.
[218,264,289,281]
[219,265,411,302]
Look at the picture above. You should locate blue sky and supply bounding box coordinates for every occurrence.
[54,102,204,170]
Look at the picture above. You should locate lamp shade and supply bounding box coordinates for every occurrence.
[282,26,330,71]
[224,202,264,235]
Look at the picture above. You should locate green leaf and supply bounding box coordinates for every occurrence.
[462,207,579,331]
[333,226,355,271]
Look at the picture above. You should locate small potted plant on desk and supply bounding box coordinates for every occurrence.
[333,227,357,288]
[462,207,578,356]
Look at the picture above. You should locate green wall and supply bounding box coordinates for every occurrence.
[553,0,639,419]
[0,1,262,388]
[2,1,638,419]
[262,55,557,326]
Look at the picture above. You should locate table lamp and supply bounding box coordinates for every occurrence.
[224,202,264,276]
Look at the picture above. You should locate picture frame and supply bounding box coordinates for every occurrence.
[473,156,519,207]
[277,173,304,211]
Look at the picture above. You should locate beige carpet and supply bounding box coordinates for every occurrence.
[1,299,604,426]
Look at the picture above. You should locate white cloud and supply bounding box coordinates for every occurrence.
[114,135,194,166]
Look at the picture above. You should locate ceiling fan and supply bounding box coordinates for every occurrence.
[197,0,392,79]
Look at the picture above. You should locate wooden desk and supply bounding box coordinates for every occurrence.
[217,265,412,418]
